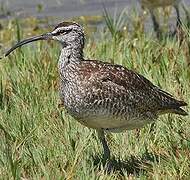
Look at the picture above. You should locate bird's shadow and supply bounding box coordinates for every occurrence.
[92,150,160,176]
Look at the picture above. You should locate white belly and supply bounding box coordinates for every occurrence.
[77,114,156,133]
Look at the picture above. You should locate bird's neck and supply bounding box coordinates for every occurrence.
[58,42,84,70]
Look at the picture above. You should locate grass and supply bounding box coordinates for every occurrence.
[0,8,190,179]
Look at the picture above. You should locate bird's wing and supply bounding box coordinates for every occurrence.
[81,60,187,115]
[96,63,187,114]
[81,61,158,113]
[98,64,159,112]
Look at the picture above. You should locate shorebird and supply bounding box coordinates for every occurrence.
[5,22,187,161]
[139,0,182,38]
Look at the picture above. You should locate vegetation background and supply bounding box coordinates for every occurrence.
[0,1,190,179]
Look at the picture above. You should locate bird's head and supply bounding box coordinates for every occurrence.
[5,21,84,57]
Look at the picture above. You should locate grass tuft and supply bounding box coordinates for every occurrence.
[0,8,190,179]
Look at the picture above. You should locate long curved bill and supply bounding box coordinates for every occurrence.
[5,33,53,57]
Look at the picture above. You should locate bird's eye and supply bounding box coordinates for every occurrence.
[53,29,72,36]
[63,29,72,34]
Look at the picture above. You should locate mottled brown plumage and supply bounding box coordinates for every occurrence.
[60,59,187,132]
[5,21,187,161]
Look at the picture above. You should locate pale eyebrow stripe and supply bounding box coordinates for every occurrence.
[51,28,72,36]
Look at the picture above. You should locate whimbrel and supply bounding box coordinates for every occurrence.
[139,0,182,38]
[5,21,187,160]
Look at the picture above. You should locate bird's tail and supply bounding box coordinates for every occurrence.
[157,89,188,116]
[169,107,188,116]
[158,99,188,116]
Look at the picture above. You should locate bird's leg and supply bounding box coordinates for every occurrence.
[97,129,110,161]
[150,9,162,39]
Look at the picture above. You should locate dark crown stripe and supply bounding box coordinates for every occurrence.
[54,22,80,30]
